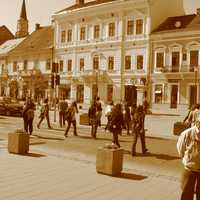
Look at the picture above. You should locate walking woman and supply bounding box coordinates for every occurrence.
[23,97,35,135]
[64,101,78,137]
[109,103,124,148]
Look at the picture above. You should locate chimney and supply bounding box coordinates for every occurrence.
[35,23,41,31]
[76,0,84,5]
[197,8,200,16]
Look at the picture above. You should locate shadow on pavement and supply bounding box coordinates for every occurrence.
[116,172,147,181]
[35,135,65,141]
[20,152,46,158]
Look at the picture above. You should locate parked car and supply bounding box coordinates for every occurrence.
[0,97,24,117]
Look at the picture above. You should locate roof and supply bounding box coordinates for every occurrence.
[0,38,25,55]
[57,0,117,14]
[9,26,53,55]
[152,14,200,33]
[0,25,14,45]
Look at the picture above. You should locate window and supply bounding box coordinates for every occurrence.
[80,58,84,71]
[67,29,72,42]
[108,22,115,37]
[127,20,134,35]
[108,56,114,70]
[13,61,17,72]
[172,52,180,72]
[137,55,143,70]
[67,60,72,72]
[136,19,143,35]
[80,27,86,40]
[190,50,199,72]
[93,56,99,70]
[23,60,28,71]
[61,30,66,43]
[94,25,100,39]
[46,59,51,71]
[125,56,131,70]
[76,85,84,103]
[156,53,164,68]
[107,85,113,102]
[59,60,64,72]
[155,84,163,104]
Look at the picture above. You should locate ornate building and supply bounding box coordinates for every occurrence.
[150,8,200,115]
[52,0,184,106]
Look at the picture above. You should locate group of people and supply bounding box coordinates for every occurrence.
[22,97,79,137]
[88,98,149,156]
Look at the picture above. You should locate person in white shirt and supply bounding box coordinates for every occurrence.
[177,120,200,200]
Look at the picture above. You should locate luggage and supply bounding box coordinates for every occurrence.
[173,122,189,136]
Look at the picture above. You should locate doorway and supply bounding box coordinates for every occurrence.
[170,85,178,108]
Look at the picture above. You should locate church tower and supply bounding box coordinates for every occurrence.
[15,0,29,38]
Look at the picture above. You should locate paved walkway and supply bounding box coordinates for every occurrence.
[0,144,182,200]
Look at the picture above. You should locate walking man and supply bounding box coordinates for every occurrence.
[37,98,52,129]
[58,98,68,128]
[177,120,200,200]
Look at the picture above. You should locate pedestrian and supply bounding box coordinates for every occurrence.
[22,97,35,135]
[58,98,68,128]
[105,101,114,132]
[131,104,137,135]
[132,105,148,156]
[96,97,102,127]
[109,103,124,148]
[64,101,78,137]
[124,102,131,135]
[88,101,98,139]
[37,98,52,129]
[177,120,200,200]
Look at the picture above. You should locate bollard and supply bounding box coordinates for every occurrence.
[96,144,123,176]
[8,129,29,154]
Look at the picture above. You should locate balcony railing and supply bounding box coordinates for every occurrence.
[154,65,200,73]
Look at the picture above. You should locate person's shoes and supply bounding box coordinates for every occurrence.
[132,152,136,156]
[64,134,68,138]
[74,133,78,136]
[48,126,53,129]
[143,148,149,154]
[37,125,40,129]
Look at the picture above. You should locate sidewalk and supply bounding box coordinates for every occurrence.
[0,143,182,200]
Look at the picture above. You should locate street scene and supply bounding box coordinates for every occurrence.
[1,0,200,199]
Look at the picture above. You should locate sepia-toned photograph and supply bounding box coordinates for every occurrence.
[1,0,200,199]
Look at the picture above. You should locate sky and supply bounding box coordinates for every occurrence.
[0,0,200,35]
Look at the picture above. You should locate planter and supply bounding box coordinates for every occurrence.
[96,147,123,176]
[8,130,29,154]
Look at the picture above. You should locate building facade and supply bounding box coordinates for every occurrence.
[150,9,200,115]
[52,0,184,106]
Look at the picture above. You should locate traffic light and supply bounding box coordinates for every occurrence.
[55,74,60,85]
[51,74,54,88]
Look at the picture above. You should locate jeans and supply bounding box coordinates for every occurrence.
[24,117,34,135]
[65,120,77,136]
[181,168,200,200]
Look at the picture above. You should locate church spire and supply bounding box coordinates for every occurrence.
[15,0,29,38]
[20,0,27,20]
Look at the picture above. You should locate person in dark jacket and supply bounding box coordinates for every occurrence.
[124,102,131,135]
[58,99,68,128]
[109,103,124,147]
[64,101,78,137]
[37,98,52,129]
[88,101,98,139]
[96,97,102,127]
[23,97,35,135]
[132,105,148,156]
